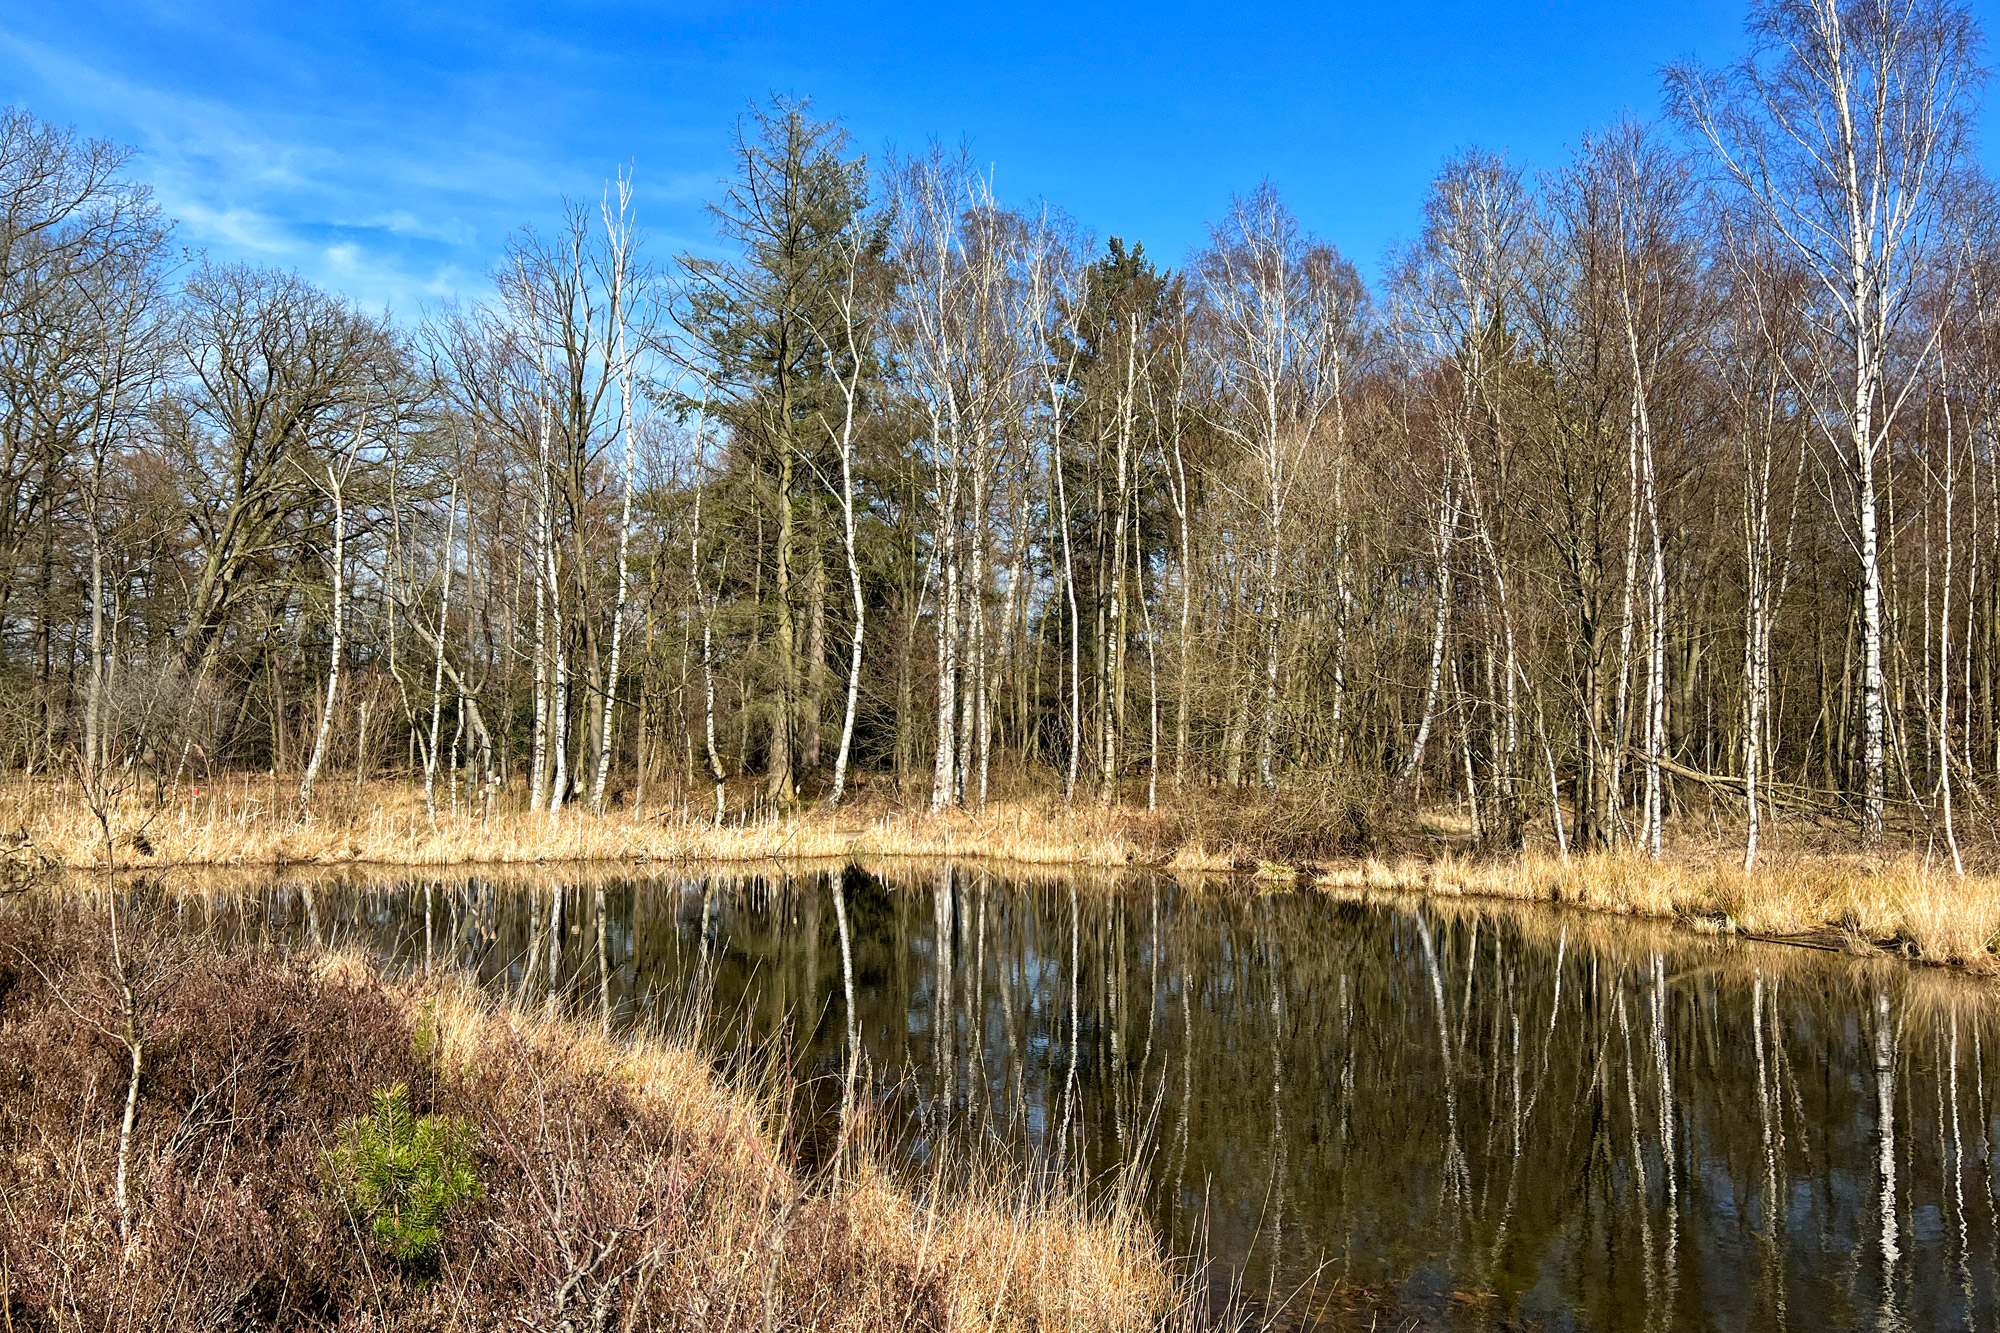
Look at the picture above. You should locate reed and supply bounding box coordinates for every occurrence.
[17,774,2000,971]
[410,966,1186,1331]
[0,777,1146,871]
[1320,846,2000,971]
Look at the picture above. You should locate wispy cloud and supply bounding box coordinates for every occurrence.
[0,17,709,317]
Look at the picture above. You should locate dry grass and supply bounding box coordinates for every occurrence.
[1311,878,2000,1031]
[410,968,1183,1331]
[0,775,1385,875]
[1317,846,2000,972]
[18,774,2000,972]
[1,777,1147,872]
[0,901,1203,1331]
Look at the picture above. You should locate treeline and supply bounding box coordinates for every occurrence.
[8,0,1997,861]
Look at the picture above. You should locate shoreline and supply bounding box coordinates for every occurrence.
[0,903,1195,1330]
[1309,847,2000,974]
[13,779,2000,974]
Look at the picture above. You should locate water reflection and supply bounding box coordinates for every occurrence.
[128,864,2000,1331]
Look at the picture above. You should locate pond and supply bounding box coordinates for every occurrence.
[139,862,2000,1330]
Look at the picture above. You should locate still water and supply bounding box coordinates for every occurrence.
[153,863,2000,1330]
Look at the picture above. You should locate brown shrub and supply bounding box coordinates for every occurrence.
[1160,786,1379,868]
[0,898,1201,1331]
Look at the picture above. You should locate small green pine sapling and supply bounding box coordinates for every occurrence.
[328,1082,480,1263]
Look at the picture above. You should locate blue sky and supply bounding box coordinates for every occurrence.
[3,0,1994,315]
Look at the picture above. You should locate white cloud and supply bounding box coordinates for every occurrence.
[351,208,473,245]
[0,17,738,320]
[155,193,298,255]
[0,30,519,310]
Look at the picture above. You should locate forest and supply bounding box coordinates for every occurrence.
[4,0,1994,872]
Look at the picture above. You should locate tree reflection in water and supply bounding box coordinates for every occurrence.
[149,864,2000,1331]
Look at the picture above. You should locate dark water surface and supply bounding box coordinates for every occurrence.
[142,864,2000,1330]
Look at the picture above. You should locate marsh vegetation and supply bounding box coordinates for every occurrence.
[0,888,1193,1331]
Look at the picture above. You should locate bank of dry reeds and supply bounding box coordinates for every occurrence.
[1320,847,2000,972]
[12,776,2000,972]
[0,776,1399,873]
[0,900,1200,1330]
[0,777,1152,871]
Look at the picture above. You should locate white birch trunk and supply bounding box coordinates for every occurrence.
[545,499,569,822]
[1938,351,1963,873]
[528,345,554,814]
[931,463,961,812]
[299,445,355,812]
[591,175,641,814]
[423,489,459,822]
[1103,336,1135,803]
[1054,424,1083,802]
[827,262,868,806]
[1404,471,1458,784]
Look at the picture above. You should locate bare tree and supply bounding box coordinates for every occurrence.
[295,423,365,811]
[1392,154,1535,841]
[814,189,878,806]
[884,147,1019,811]
[1671,0,1983,843]
[590,170,657,813]
[1195,183,1363,790]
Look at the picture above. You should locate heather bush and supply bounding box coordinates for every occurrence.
[0,894,1198,1331]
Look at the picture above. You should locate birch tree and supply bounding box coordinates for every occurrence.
[1023,211,1092,801]
[1392,155,1535,841]
[884,147,1017,811]
[1195,184,1363,790]
[296,423,366,811]
[810,182,880,806]
[1670,0,1982,843]
[590,170,657,813]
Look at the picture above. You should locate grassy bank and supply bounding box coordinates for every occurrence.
[0,900,1201,1331]
[1311,844,2000,973]
[12,776,2000,972]
[1,777,1156,871]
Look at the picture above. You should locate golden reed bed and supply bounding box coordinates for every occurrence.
[11,777,2000,972]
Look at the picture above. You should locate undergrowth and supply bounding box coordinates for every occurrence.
[0,897,1213,1330]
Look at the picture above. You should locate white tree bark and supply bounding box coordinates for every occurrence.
[1195,186,1355,793]
[299,432,362,812]
[591,172,643,814]
[422,486,459,822]
[1050,428,1083,801]
[1671,0,1977,845]
[1618,289,1668,858]
[825,242,869,806]
[1937,346,1964,873]
[1404,467,1458,785]
[1101,331,1136,803]
[526,285,555,814]
[1024,221,1089,802]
